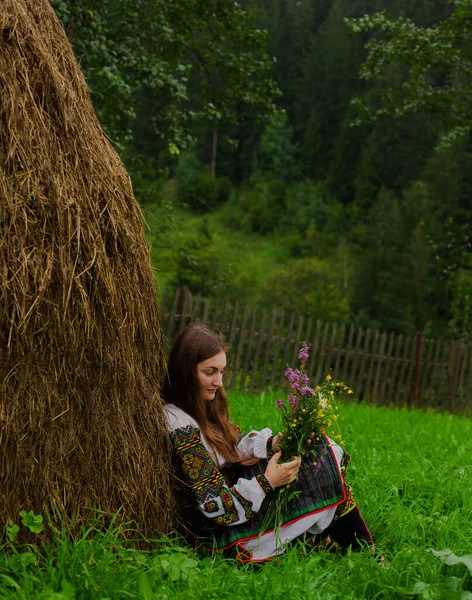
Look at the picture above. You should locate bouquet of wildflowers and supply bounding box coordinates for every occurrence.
[275,343,352,460]
[262,343,353,535]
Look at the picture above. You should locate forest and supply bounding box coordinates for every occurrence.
[54,0,472,340]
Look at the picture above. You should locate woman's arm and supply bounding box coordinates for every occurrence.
[236,427,275,460]
[171,424,272,526]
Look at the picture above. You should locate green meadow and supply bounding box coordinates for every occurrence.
[1,394,471,599]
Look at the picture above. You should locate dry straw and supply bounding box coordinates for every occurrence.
[0,0,173,537]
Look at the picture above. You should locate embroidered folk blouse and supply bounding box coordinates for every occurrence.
[164,403,274,527]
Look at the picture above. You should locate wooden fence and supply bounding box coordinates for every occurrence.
[159,287,472,413]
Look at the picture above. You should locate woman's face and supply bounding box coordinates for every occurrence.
[196,350,226,402]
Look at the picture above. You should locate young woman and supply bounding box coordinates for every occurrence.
[163,325,373,562]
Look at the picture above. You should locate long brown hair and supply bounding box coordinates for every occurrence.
[163,325,258,466]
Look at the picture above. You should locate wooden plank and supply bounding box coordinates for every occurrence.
[178,288,193,333]
[355,328,371,400]
[456,343,468,411]
[380,332,396,406]
[449,341,463,413]
[397,336,412,406]
[290,315,305,366]
[428,338,442,408]
[201,299,210,327]
[372,330,387,404]
[324,322,337,378]
[465,344,472,411]
[421,338,436,408]
[250,310,267,391]
[241,307,258,389]
[307,320,322,381]
[304,317,313,347]
[341,324,355,383]
[315,321,331,385]
[334,323,345,377]
[437,340,449,410]
[228,302,240,348]
[270,311,285,389]
[211,296,221,331]
[230,305,249,388]
[193,295,201,322]
[166,287,181,340]
[279,314,295,388]
[405,336,417,408]
[219,298,231,335]
[386,334,402,407]
[348,326,363,398]
[365,329,380,402]
[261,309,277,389]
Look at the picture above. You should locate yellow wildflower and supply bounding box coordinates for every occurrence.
[315,385,321,391]
[329,391,334,395]
[326,374,332,381]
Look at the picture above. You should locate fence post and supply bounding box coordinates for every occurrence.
[413,331,423,409]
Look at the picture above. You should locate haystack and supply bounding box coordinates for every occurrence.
[0,0,173,537]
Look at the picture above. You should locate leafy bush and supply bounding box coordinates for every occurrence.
[176,151,232,212]
[263,256,351,322]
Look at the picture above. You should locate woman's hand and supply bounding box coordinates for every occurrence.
[265,452,301,489]
[306,432,315,445]
[272,432,283,452]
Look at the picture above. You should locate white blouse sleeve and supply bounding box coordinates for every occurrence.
[164,405,273,527]
[237,428,274,460]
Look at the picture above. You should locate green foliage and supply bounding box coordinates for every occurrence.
[51,0,472,336]
[19,511,43,535]
[265,256,351,322]
[54,0,280,157]
[253,111,299,181]
[171,223,233,297]
[175,152,232,212]
[346,1,472,146]
[3,396,472,598]
[6,523,19,544]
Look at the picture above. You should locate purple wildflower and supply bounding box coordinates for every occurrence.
[298,344,309,361]
[275,399,284,408]
[291,382,299,391]
[288,395,298,406]
[300,386,315,397]
[301,375,309,384]
[285,368,300,383]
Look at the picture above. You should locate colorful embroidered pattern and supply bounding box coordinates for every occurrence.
[233,489,255,520]
[203,500,220,514]
[171,425,243,525]
[172,426,224,504]
[215,490,239,525]
[256,474,273,496]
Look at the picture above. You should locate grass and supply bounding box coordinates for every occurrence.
[1,393,471,599]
